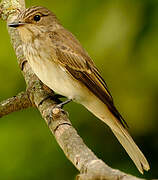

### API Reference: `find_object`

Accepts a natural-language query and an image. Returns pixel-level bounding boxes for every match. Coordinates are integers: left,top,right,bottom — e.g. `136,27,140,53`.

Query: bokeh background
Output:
0,0,157,179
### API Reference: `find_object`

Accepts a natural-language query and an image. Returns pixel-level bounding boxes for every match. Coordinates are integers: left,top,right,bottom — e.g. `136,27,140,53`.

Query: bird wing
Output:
49,28,128,128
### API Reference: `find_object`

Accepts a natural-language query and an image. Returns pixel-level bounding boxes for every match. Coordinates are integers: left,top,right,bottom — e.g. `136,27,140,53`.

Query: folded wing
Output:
49,28,128,128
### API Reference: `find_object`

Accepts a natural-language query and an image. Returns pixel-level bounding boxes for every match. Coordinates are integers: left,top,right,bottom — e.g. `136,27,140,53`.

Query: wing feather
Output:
49,29,128,128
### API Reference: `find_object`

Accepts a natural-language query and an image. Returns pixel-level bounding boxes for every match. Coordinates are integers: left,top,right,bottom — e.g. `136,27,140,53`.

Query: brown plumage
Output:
8,6,150,173
49,28,128,128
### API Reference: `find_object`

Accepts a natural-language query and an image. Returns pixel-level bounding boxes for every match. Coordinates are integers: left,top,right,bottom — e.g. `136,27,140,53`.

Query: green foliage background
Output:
0,0,157,179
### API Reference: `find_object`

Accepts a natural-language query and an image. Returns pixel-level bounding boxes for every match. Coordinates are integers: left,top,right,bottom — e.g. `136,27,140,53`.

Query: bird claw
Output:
48,99,72,126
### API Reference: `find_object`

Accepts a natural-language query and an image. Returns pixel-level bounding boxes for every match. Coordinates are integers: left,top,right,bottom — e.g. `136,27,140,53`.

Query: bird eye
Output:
33,15,41,22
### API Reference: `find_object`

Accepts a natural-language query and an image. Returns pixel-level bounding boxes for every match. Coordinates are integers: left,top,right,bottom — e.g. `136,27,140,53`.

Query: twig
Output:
0,91,31,117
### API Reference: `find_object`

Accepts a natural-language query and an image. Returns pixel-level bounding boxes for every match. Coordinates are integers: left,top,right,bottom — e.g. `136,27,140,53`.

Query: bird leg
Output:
48,98,72,127
55,99,72,109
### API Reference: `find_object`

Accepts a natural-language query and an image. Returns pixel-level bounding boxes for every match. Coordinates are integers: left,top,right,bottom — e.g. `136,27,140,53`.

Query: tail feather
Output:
111,125,150,174
82,96,150,173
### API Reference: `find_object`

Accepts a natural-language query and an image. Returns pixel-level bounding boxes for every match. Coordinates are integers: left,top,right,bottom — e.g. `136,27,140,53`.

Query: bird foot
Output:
48,99,72,126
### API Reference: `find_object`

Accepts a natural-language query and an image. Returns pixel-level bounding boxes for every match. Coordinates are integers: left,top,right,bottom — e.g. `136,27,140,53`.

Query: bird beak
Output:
8,22,26,28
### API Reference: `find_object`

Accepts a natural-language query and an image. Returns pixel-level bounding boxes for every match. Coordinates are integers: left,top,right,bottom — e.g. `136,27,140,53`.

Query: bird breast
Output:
22,38,90,102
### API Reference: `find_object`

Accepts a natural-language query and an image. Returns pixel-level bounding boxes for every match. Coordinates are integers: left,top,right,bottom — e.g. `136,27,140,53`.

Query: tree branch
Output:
0,0,150,179
0,91,32,117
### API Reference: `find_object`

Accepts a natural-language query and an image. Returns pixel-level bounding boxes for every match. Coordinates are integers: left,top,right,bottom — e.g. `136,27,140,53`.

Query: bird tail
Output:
111,124,150,174
82,96,150,174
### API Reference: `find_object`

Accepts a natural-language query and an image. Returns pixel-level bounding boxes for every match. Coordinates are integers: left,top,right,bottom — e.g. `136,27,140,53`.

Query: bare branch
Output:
0,0,151,179
0,91,31,118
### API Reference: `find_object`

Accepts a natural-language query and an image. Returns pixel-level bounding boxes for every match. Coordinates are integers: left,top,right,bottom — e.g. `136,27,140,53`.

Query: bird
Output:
8,6,150,174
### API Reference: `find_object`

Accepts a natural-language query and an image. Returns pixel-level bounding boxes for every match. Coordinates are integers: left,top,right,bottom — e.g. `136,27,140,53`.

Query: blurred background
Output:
0,0,157,179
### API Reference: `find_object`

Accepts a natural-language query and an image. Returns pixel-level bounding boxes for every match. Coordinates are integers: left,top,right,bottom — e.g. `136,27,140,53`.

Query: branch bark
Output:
0,91,31,118
0,0,150,179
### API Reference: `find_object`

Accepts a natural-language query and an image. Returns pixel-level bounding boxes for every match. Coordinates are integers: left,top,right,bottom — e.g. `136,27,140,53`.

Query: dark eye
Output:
33,15,41,22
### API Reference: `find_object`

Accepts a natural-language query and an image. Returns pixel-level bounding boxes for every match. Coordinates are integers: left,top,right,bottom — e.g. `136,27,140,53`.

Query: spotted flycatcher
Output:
8,6,149,173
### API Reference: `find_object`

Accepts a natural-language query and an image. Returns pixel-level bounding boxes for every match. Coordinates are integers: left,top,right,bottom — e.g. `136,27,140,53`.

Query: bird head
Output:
8,6,61,42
